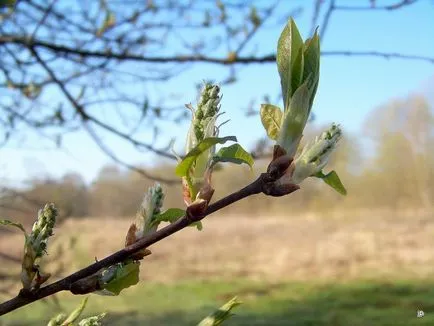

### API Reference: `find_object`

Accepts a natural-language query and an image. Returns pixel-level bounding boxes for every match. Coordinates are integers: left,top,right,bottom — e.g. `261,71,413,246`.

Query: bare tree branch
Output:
319,0,335,40
321,50,434,64
335,0,418,11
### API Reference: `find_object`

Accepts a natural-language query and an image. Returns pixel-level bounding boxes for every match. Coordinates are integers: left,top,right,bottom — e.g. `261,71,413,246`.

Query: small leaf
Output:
260,104,282,140
197,296,242,326
314,170,347,195
176,136,237,177
151,208,185,227
277,18,304,109
212,144,254,168
0,219,27,234
101,262,140,296
290,46,305,102
61,297,89,325
191,221,203,231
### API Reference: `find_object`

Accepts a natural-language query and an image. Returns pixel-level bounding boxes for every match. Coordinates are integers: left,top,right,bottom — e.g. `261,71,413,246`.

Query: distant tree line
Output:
1,95,433,228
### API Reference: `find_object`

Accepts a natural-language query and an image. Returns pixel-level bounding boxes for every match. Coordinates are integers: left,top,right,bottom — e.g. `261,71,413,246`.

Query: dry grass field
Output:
2,208,434,284
1,208,434,325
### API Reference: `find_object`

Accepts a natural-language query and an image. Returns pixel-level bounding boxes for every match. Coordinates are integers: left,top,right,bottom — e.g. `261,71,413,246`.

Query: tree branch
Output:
335,0,418,11
3,36,433,65
0,169,293,315
321,50,434,63
29,46,177,161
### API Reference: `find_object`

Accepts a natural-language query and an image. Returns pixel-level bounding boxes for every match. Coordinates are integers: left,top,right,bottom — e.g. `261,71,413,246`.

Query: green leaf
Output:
101,262,140,296
151,208,185,227
175,136,237,177
314,170,347,195
61,297,89,325
153,209,201,230
0,219,27,234
277,18,304,110
191,221,203,231
197,296,242,326
303,28,320,109
291,46,305,101
277,83,310,157
260,104,282,140
212,144,254,168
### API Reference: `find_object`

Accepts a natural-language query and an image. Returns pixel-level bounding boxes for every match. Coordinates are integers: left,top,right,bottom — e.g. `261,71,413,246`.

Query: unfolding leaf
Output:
303,29,320,108
197,296,242,326
277,83,310,157
290,46,305,100
150,208,185,227
212,144,254,168
260,104,282,140
277,18,304,109
175,136,237,177
100,262,140,296
314,170,347,195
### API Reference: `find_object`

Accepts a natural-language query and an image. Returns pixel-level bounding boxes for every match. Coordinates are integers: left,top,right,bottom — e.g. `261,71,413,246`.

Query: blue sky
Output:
1,0,433,186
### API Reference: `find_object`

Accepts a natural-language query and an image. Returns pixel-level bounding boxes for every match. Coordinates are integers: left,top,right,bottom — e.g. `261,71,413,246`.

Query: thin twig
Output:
335,0,418,11
319,0,336,41
29,46,177,161
83,123,179,184
5,36,432,65
321,50,434,63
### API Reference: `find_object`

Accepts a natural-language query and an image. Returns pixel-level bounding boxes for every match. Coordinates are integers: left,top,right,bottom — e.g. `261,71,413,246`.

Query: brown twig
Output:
4,36,433,65
321,50,434,63
0,157,297,315
335,0,418,11
320,0,336,41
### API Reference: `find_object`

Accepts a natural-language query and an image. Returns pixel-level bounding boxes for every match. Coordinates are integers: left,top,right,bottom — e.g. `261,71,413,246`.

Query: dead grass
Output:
1,209,434,287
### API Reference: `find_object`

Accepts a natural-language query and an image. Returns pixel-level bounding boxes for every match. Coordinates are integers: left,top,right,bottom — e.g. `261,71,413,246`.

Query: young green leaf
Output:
150,208,186,227
61,297,89,325
277,82,310,157
0,219,26,234
191,221,203,231
176,136,237,177
303,28,320,108
314,170,347,195
100,262,140,296
260,104,282,140
277,18,304,109
291,46,305,99
197,296,242,326
212,144,254,168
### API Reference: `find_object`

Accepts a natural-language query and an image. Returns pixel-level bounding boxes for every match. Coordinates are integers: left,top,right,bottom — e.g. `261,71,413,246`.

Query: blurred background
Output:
0,0,433,325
